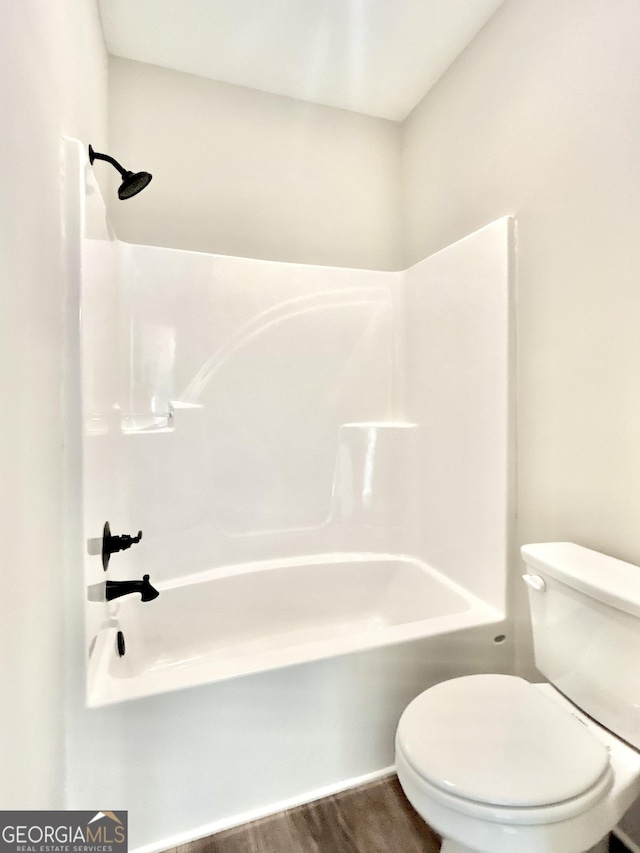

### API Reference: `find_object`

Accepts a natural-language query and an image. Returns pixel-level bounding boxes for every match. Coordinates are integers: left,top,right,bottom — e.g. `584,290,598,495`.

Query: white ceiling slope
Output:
98,0,506,121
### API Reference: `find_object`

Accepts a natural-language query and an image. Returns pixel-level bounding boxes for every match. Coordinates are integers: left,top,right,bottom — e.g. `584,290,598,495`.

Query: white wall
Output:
107,58,403,270
402,0,640,655
0,1,107,809
401,0,640,841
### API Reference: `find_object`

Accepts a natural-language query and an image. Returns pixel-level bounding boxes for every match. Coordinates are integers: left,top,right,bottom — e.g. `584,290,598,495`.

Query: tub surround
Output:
64,138,513,848
69,138,514,705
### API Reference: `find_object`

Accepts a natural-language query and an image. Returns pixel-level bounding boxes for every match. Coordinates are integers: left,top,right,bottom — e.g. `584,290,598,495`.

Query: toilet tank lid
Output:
522,542,640,618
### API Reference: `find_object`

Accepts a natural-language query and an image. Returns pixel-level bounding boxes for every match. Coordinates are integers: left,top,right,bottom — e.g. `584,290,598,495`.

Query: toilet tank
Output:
522,542,640,750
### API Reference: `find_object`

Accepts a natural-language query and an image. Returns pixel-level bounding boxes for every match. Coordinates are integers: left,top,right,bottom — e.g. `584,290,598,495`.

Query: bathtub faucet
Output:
106,574,160,602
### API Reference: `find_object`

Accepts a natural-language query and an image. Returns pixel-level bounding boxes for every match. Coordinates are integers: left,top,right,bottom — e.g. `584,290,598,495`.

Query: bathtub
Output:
87,553,503,707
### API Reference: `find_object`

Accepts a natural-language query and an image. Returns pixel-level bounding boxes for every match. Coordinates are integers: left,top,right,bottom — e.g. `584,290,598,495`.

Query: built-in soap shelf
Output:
84,401,204,436
333,421,419,523
121,401,203,435
121,412,175,434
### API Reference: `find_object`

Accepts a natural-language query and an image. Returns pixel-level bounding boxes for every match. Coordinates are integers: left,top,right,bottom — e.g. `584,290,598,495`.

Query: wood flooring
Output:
167,775,441,853
165,774,628,853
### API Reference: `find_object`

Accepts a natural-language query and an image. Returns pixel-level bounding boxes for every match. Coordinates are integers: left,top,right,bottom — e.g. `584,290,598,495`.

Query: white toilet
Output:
395,542,640,853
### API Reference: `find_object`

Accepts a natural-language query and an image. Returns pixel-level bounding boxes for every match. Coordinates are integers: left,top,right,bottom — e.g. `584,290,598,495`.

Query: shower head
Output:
117,170,153,200
88,144,152,200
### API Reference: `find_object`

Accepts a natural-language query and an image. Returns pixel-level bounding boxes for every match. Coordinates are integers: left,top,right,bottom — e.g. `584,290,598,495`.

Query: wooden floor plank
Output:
166,775,440,853
165,774,624,853
290,798,360,853
329,776,439,853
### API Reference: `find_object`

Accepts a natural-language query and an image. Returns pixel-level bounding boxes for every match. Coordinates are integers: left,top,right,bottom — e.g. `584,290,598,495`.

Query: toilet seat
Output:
396,674,612,812
395,739,614,826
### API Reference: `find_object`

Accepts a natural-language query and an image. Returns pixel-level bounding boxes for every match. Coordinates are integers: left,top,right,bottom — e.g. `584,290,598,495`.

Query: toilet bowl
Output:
395,543,640,853
396,674,640,853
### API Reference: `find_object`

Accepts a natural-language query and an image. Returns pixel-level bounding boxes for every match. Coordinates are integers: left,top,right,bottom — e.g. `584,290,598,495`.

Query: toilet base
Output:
441,841,477,853
439,835,609,853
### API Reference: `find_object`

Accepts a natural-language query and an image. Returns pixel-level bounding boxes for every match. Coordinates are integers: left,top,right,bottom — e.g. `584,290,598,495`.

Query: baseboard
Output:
130,765,396,853
613,829,640,853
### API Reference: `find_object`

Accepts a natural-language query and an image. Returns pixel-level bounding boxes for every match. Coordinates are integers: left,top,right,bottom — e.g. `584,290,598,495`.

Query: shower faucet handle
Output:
102,521,143,571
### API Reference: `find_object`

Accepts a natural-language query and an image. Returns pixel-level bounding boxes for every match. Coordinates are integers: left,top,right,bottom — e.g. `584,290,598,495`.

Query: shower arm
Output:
88,145,127,178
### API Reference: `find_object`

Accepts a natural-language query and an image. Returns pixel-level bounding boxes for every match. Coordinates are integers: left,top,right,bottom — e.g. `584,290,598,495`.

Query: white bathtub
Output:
87,553,503,707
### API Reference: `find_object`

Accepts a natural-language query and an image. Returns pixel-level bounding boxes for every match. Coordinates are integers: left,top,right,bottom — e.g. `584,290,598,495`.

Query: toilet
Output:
395,542,640,853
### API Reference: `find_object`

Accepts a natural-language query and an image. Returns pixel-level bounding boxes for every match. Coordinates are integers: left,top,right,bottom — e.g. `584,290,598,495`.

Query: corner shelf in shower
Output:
120,401,203,435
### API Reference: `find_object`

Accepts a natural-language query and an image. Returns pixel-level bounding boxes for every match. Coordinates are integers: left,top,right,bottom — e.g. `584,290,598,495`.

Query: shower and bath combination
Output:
88,144,152,199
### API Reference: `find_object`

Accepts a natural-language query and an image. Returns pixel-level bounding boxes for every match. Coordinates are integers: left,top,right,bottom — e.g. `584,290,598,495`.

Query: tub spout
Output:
106,574,160,602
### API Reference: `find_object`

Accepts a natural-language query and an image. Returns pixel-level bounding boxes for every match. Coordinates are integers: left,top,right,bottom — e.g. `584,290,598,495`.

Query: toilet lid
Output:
396,674,610,808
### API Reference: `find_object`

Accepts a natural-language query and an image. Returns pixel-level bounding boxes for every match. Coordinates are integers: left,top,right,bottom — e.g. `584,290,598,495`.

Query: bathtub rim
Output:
87,552,505,708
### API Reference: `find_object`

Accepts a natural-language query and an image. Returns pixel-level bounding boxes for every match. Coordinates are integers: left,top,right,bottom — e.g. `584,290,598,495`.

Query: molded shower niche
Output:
64,139,515,707
332,422,420,531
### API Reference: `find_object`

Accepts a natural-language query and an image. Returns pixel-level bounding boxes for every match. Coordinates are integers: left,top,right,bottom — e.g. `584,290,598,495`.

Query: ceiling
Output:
98,0,506,121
